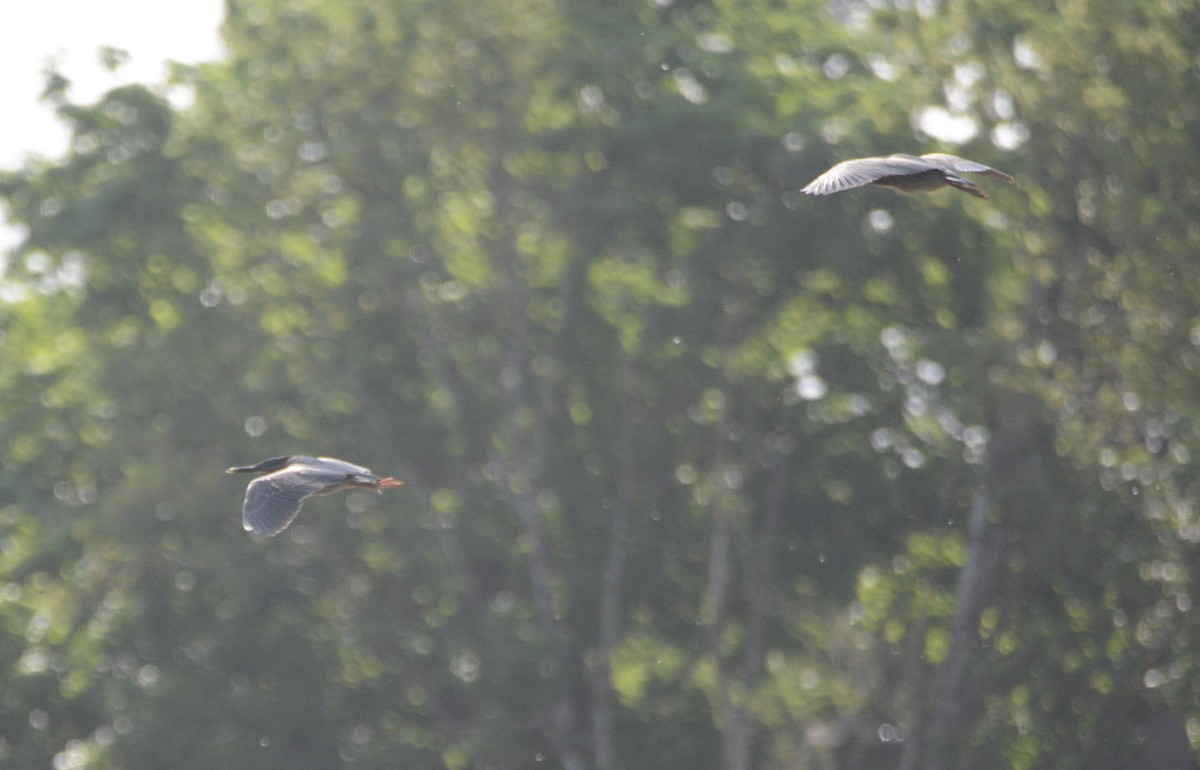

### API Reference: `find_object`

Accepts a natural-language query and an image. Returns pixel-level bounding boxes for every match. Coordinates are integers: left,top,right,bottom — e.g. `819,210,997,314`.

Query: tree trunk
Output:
589,357,636,770
901,391,1052,770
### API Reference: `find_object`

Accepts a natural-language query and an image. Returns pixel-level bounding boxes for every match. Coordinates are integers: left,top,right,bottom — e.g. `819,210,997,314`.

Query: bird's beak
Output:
226,466,253,474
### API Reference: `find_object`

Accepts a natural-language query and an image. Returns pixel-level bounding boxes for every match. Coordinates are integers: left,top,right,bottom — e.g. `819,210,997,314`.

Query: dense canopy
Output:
2,0,1200,768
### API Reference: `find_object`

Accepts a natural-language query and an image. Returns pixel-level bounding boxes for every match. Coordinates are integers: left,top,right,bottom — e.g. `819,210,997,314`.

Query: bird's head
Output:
226,456,294,475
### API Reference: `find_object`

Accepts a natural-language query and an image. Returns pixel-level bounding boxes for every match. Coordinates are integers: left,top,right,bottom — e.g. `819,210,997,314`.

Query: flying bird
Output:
801,153,1014,200
227,455,403,536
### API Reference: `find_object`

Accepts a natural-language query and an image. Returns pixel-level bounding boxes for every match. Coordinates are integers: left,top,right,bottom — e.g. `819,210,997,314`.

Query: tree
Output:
3,0,1200,768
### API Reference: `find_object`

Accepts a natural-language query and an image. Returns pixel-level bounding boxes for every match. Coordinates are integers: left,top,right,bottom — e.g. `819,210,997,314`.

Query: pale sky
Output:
1,0,225,170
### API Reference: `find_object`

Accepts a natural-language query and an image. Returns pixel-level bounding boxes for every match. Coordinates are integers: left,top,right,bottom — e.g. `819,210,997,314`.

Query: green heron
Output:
227,456,403,536
802,153,1014,200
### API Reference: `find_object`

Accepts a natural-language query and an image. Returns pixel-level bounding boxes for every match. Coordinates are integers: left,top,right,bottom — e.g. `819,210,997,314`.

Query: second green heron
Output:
802,153,1014,200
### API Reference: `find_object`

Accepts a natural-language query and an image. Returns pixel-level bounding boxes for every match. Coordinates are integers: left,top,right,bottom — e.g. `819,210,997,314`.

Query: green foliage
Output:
2,0,1200,768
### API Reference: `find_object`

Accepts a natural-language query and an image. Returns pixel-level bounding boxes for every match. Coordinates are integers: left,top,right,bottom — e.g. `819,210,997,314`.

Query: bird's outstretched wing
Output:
242,469,330,536
919,154,1015,183
801,156,938,195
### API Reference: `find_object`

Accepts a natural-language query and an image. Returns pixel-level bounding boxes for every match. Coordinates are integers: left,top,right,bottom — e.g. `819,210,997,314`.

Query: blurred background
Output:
1,0,1198,768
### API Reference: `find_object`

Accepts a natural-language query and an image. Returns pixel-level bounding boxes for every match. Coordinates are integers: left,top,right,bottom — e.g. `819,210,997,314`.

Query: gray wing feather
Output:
801,156,940,195
919,154,1014,182
242,469,329,536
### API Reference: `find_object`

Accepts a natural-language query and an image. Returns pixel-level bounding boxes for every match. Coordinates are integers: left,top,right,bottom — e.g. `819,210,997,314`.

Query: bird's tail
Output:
945,174,988,199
